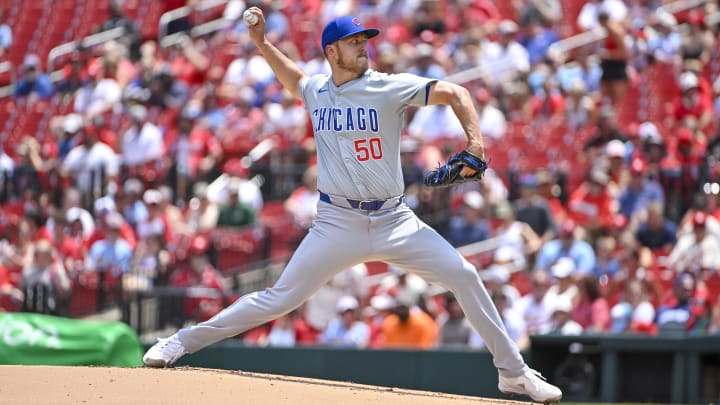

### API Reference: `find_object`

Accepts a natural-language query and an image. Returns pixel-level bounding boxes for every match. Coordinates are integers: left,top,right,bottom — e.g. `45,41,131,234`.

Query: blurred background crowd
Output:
1,0,720,349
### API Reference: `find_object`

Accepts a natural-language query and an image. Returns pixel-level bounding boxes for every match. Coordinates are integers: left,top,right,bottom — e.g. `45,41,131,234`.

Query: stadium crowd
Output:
1,0,720,350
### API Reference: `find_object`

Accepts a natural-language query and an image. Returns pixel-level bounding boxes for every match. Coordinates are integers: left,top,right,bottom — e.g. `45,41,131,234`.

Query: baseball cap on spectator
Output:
498,20,519,35
692,211,707,228
370,294,395,311
143,189,163,206
189,235,210,254
63,114,83,134
463,190,485,210
638,122,659,141
94,196,117,215
605,139,626,158
321,16,379,50
336,296,359,313
551,257,576,279
679,72,699,91
22,54,40,71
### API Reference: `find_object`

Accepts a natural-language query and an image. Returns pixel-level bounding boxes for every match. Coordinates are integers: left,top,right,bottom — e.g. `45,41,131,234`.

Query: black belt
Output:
319,191,403,211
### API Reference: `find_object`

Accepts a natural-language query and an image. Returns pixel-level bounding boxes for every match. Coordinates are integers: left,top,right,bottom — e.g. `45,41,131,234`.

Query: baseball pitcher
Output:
144,10,562,403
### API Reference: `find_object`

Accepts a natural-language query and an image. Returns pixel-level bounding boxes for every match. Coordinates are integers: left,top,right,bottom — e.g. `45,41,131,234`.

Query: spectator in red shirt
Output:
571,275,610,332
170,235,227,322
673,71,713,131
164,109,223,185
0,263,23,311
529,76,565,121
219,86,265,158
568,168,618,236
168,34,209,87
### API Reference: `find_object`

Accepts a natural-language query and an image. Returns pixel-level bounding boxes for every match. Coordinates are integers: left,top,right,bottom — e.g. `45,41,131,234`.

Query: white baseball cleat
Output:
498,368,563,403
143,335,186,368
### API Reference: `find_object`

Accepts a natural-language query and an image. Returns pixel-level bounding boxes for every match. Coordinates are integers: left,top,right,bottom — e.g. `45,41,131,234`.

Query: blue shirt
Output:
320,318,370,348
446,217,491,247
635,220,677,249
618,180,664,218
14,74,55,99
89,238,133,274
521,28,560,65
535,239,597,274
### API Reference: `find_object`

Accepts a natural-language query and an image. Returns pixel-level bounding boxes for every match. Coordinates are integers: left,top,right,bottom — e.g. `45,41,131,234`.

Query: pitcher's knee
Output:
442,263,482,291
258,287,304,317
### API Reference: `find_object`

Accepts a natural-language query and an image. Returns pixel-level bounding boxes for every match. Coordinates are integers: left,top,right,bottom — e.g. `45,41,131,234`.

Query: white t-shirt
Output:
478,104,507,140
479,40,530,85
121,123,164,166
408,105,465,142
62,142,119,190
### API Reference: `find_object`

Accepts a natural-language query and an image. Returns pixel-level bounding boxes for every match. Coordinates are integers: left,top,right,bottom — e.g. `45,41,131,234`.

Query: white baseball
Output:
243,10,259,26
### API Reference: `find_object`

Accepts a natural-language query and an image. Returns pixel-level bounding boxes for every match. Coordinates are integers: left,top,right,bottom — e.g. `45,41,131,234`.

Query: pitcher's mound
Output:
0,365,529,404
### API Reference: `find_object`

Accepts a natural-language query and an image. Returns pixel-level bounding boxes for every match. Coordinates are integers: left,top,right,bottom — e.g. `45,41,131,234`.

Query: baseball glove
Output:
423,150,489,187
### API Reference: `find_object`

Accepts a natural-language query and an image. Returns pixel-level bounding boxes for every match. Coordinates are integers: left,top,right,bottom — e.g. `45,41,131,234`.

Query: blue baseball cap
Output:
321,16,380,50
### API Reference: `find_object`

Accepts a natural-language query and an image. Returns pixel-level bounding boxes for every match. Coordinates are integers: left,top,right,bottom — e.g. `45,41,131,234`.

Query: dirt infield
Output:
0,365,527,405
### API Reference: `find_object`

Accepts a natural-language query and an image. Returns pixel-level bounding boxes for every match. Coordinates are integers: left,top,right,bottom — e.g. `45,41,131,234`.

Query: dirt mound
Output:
0,365,528,404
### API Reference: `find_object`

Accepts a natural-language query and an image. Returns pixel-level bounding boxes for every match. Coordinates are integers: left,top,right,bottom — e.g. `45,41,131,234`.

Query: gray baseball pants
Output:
176,201,528,377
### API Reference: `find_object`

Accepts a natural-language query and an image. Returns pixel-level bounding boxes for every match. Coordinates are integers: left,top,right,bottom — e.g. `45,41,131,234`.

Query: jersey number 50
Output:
354,138,383,161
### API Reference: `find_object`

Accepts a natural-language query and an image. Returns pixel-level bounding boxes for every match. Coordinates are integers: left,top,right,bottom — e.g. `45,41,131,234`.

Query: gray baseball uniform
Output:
176,70,528,378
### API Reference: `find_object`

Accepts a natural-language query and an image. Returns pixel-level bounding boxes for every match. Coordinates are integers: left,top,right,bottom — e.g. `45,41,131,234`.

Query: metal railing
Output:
46,26,126,72
157,0,227,42
547,0,713,64
0,61,15,98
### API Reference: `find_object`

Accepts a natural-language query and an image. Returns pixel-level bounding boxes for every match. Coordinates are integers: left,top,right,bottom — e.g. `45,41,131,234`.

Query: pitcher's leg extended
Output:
144,214,366,366
380,211,561,402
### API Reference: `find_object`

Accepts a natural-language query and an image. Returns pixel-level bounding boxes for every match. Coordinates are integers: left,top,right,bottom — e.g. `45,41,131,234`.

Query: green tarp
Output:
0,313,142,367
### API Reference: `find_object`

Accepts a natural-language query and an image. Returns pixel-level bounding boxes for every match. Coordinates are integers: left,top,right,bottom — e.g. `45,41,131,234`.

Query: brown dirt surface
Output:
0,365,531,405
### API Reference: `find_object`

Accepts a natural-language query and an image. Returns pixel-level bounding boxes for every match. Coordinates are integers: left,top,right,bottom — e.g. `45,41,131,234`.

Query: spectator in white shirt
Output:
408,105,465,142
474,88,507,140
120,105,164,169
668,211,720,275
517,269,555,335
320,295,370,348
577,0,627,31
480,20,530,87
61,116,119,197
73,60,122,118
